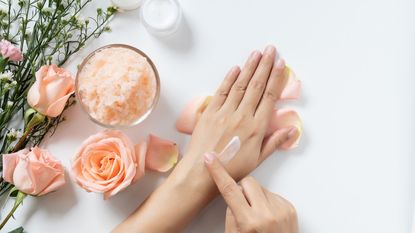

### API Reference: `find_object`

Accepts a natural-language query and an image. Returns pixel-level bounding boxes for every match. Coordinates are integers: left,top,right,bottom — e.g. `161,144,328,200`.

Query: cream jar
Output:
76,44,160,128
140,0,182,36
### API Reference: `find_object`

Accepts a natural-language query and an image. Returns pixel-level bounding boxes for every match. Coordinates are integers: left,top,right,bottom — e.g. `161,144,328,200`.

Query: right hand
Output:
204,152,299,233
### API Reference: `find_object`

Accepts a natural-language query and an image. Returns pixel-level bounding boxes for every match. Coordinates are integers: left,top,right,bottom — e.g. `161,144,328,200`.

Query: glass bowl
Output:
75,44,160,129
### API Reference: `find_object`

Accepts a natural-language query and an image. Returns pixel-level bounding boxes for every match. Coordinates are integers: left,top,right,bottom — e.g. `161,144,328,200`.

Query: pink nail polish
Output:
288,127,297,138
276,59,285,69
204,152,216,164
264,45,276,55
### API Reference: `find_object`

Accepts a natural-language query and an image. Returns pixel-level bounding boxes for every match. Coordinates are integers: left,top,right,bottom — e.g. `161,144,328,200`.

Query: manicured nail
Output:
250,50,261,61
288,127,298,138
264,45,276,55
276,58,285,69
204,152,216,164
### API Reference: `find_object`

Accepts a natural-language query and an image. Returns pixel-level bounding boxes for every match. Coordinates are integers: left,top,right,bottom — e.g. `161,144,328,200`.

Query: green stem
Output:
0,190,26,230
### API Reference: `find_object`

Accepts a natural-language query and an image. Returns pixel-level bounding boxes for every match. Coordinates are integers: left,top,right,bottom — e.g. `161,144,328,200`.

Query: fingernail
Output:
264,45,276,55
204,152,216,164
288,127,298,138
250,50,261,61
276,58,286,69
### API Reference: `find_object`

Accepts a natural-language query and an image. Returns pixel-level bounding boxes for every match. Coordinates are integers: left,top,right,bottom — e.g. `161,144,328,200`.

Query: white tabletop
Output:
2,0,415,232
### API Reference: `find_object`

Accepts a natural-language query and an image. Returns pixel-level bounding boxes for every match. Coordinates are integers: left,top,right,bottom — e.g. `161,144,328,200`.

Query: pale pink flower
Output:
2,147,66,196
27,65,75,117
0,39,23,62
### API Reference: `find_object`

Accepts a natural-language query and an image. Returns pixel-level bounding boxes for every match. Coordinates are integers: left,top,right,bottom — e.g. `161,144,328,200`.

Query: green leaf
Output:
8,226,24,233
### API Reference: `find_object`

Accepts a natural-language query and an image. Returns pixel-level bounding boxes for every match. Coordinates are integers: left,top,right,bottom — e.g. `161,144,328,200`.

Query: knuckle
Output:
274,136,284,148
234,82,247,92
245,219,263,232
221,182,239,197
232,113,247,127
241,176,257,186
218,88,229,98
264,90,278,101
262,213,278,227
249,80,266,91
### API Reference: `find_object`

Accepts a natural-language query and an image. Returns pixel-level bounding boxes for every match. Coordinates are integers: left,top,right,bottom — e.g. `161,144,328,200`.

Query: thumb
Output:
259,127,298,163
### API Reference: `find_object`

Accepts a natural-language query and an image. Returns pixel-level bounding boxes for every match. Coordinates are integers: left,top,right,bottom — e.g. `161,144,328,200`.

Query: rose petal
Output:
46,91,74,117
280,67,301,100
145,134,179,172
267,108,303,149
176,96,211,134
133,140,147,182
2,149,29,183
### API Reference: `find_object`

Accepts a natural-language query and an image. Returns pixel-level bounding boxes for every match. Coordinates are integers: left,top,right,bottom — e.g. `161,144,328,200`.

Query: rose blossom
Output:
2,147,66,196
0,39,23,62
27,64,75,117
72,130,145,199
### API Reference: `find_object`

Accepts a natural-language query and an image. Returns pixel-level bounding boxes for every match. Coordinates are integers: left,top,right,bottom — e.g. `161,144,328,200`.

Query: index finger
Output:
204,152,250,220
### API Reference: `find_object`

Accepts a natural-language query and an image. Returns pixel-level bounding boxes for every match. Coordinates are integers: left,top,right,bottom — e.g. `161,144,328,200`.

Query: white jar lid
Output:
140,0,182,36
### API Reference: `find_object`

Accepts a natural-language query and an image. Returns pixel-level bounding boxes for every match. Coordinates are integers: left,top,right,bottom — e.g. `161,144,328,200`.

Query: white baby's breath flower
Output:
42,7,53,14
0,71,13,81
16,129,23,138
7,128,23,139
76,16,85,24
6,100,13,107
0,6,7,15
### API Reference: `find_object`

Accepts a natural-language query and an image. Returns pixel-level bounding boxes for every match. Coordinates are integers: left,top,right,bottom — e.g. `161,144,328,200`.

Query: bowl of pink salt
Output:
76,44,160,128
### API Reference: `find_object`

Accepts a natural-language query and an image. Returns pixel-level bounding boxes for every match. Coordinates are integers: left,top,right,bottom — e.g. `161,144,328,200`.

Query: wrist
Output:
166,154,218,201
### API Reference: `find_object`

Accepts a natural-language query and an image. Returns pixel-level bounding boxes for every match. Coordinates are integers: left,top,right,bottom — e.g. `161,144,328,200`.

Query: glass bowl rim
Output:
75,43,161,129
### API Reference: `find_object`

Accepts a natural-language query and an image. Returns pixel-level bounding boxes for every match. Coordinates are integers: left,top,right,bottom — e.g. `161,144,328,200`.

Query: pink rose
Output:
27,65,75,117
0,39,23,62
72,130,145,199
2,147,66,196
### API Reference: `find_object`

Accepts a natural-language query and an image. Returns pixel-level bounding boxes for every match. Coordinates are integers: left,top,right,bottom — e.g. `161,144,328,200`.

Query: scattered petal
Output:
267,109,303,149
145,134,179,172
176,96,211,134
133,140,147,182
280,67,301,101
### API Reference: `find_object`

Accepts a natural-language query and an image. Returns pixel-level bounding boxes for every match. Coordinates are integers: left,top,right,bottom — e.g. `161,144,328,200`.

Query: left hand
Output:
182,45,298,181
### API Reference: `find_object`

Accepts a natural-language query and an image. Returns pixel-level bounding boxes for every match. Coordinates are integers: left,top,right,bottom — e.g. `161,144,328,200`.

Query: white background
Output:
2,0,415,232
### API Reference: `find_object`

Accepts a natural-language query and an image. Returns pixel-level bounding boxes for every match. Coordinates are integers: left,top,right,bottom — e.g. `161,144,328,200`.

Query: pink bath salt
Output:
77,47,157,126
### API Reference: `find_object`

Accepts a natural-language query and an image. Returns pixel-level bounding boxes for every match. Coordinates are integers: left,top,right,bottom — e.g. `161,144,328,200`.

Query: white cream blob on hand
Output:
77,45,158,127
219,136,241,164
141,0,182,36
111,0,144,11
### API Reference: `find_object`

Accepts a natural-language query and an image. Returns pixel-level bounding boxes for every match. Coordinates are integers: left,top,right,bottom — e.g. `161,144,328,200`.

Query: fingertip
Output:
276,58,286,70
204,152,216,165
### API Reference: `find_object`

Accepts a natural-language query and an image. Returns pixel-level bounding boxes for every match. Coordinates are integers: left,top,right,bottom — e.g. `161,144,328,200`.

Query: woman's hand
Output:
205,152,298,233
183,45,297,181
113,45,297,233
